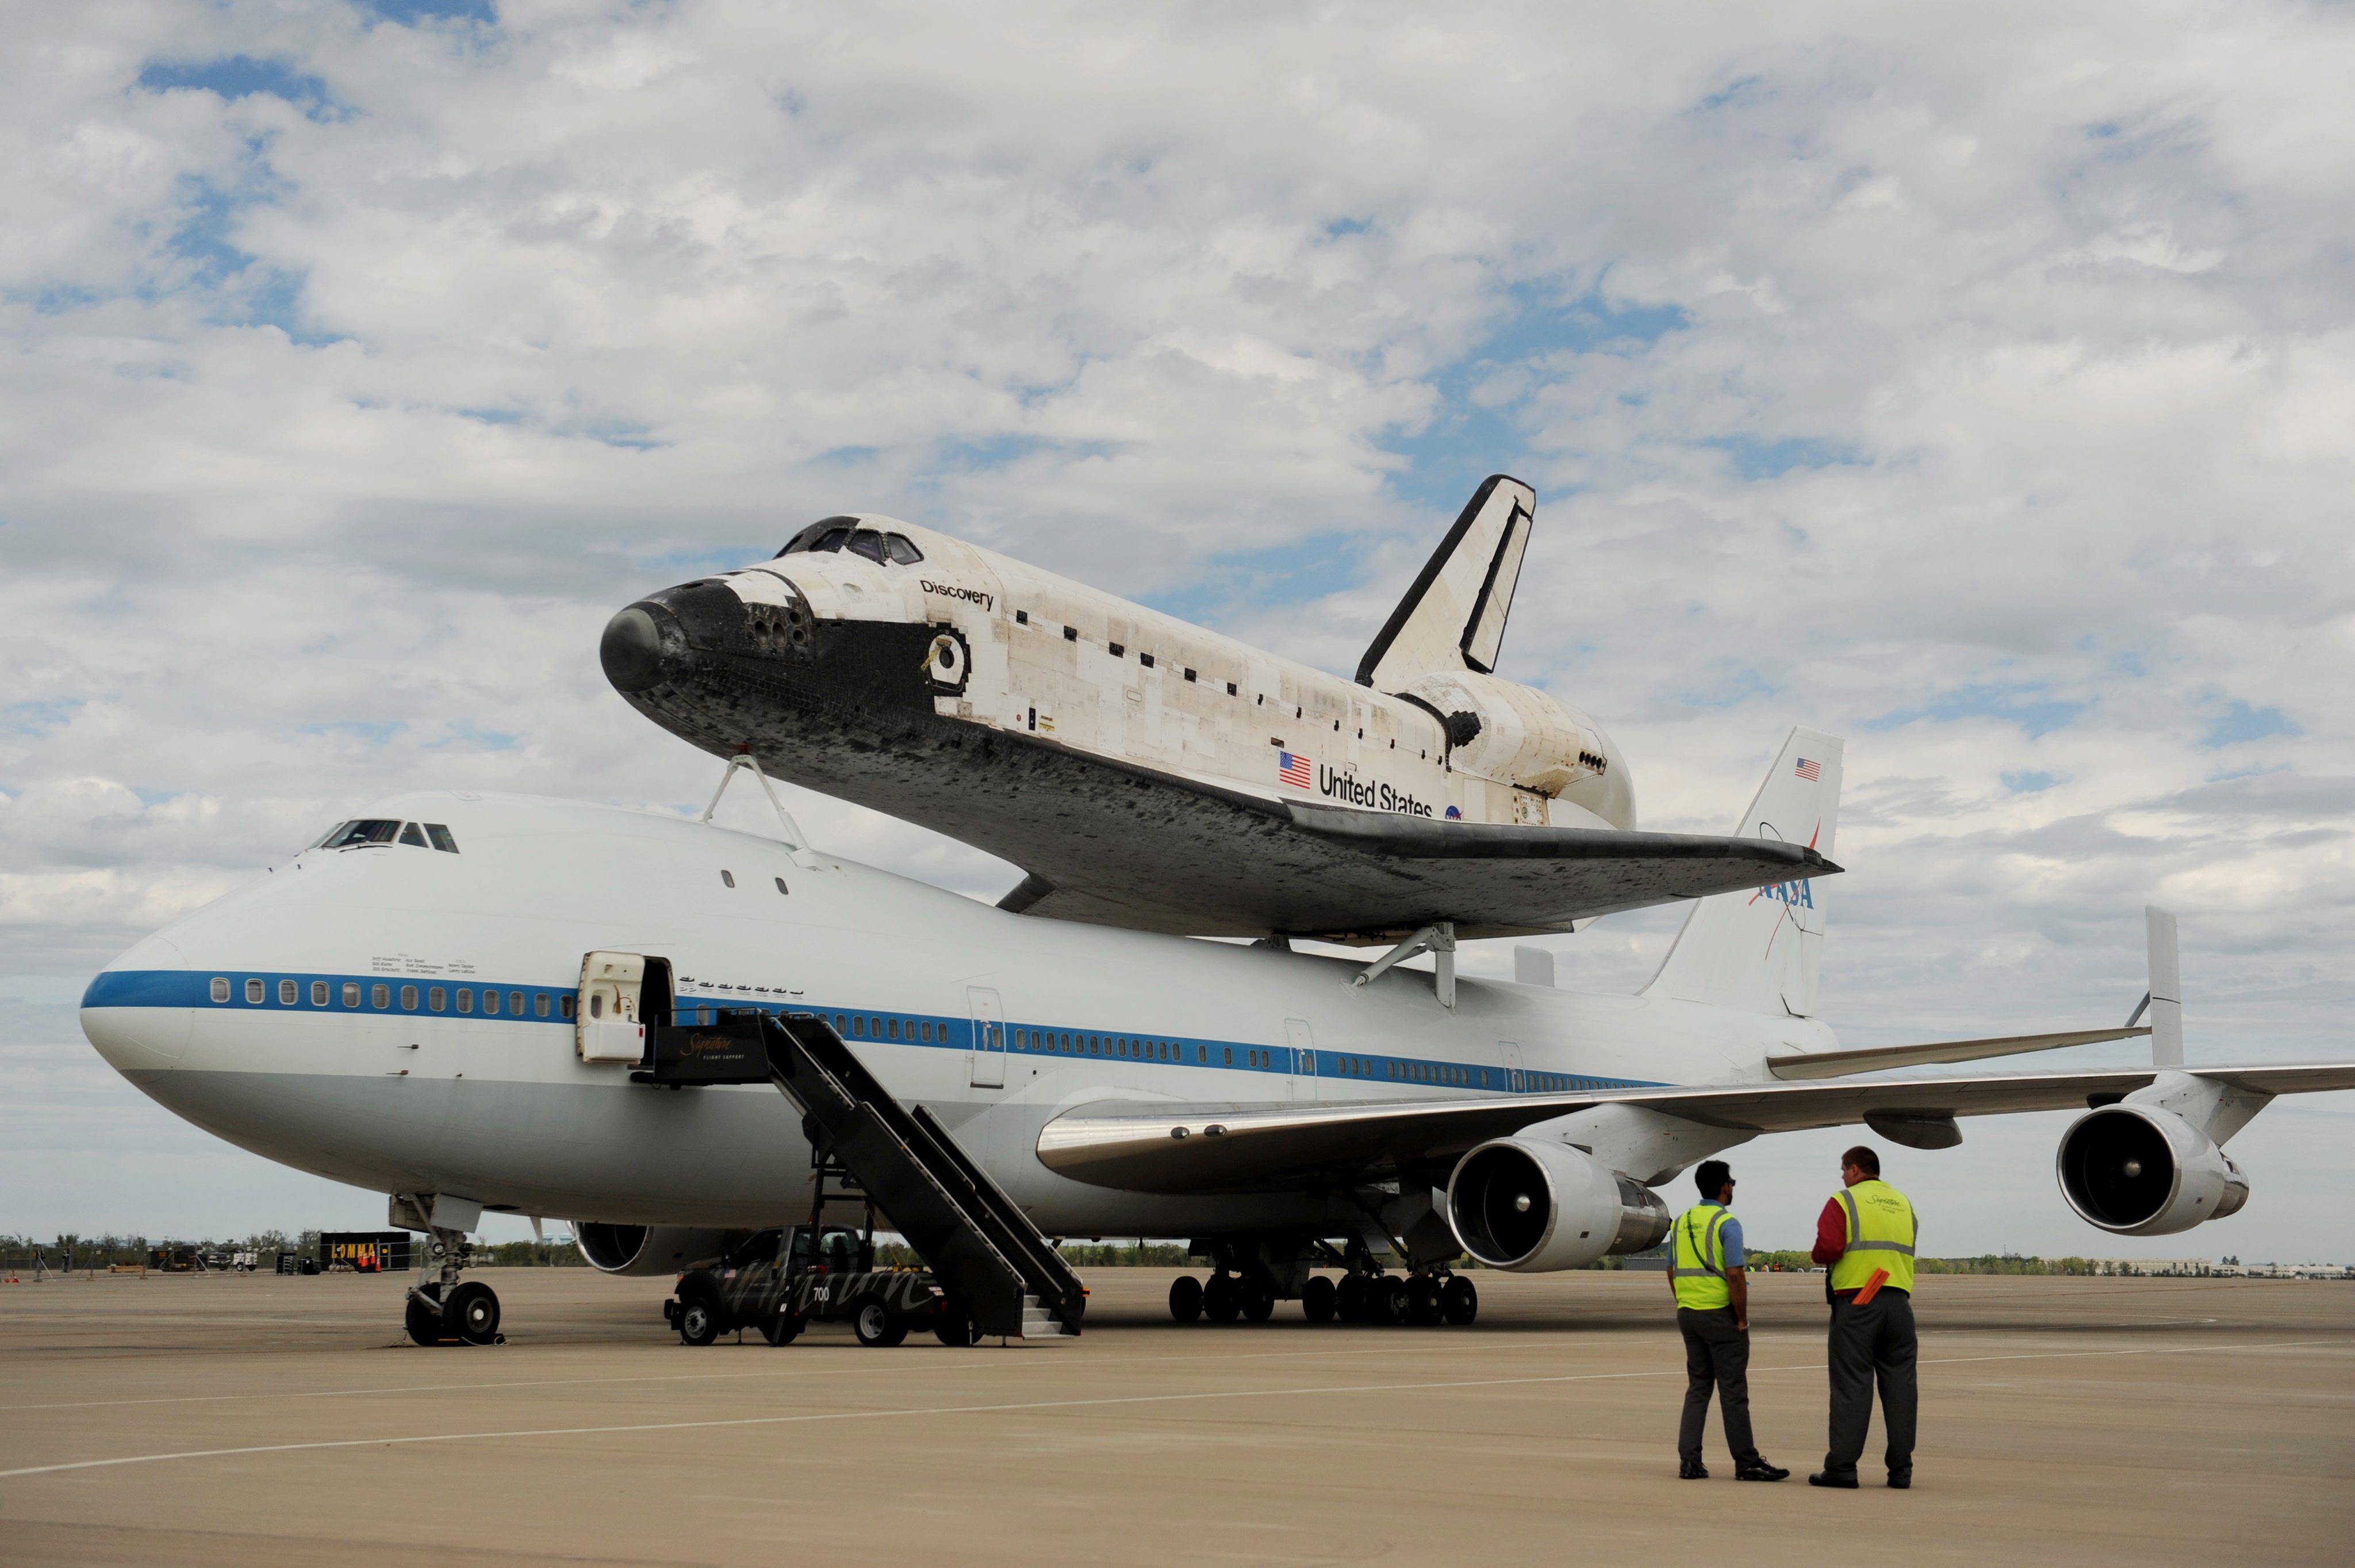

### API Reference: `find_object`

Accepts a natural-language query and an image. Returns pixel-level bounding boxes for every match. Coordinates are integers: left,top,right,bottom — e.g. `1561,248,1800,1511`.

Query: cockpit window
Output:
845,530,888,563
777,516,862,556
398,822,428,848
425,823,459,854
321,820,401,849
883,532,925,565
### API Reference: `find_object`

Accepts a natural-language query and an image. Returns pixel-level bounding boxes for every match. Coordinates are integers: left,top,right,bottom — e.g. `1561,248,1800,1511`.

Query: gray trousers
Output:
1824,1290,1917,1477
1677,1306,1758,1463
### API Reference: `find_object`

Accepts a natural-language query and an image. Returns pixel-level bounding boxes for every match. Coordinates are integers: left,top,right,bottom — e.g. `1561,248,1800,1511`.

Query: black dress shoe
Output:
1888,1470,1912,1489
1737,1458,1791,1482
1679,1460,1709,1479
1808,1471,1859,1489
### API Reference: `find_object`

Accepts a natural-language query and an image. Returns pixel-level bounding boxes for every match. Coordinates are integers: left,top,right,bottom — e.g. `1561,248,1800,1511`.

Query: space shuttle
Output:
599,477,1832,945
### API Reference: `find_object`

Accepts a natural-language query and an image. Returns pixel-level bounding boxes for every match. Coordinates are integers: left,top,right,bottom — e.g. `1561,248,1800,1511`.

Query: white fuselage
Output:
80,792,1831,1234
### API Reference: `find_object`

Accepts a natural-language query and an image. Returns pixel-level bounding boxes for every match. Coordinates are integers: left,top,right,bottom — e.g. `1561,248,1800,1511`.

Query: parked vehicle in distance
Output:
663,1225,964,1349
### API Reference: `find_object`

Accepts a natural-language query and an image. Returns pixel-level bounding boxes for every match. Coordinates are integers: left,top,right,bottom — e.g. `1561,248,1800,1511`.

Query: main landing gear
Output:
404,1225,503,1347
1167,1267,1477,1328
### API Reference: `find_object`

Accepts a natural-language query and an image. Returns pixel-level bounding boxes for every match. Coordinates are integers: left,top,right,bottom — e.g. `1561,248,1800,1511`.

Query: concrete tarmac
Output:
3,1266,2350,1565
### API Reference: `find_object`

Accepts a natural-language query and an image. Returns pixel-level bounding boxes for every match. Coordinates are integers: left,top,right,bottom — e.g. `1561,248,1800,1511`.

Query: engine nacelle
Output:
1393,669,1634,829
2056,1105,2250,1236
573,1222,737,1276
1445,1137,1670,1271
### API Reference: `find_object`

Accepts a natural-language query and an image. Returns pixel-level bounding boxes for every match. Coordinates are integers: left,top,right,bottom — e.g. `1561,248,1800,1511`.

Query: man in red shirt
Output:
1809,1145,1920,1489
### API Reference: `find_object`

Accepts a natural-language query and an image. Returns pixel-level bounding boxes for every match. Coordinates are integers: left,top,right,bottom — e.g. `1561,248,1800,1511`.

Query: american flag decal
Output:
1794,757,1821,781
1278,751,1313,789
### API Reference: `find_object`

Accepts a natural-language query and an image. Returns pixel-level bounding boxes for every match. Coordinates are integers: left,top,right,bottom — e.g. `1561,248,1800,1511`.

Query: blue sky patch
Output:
138,57,342,121
1140,531,1370,627
1705,435,1861,480
0,699,86,737
1871,682,2088,739
1678,664,1781,710
356,1,498,23
2201,700,2300,749
2001,769,2057,794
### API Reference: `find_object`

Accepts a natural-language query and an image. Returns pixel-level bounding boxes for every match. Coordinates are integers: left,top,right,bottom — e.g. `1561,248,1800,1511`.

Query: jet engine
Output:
1393,669,1634,829
573,1222,736,1276
1445,1137,1670,1271
2056,1105,2250,1236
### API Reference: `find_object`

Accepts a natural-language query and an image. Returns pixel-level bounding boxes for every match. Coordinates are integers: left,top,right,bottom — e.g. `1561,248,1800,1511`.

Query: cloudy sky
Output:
5,1,2350,1260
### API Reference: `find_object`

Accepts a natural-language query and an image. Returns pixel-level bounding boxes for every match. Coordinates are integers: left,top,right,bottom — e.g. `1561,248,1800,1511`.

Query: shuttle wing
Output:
1034,1062,2355,1193
992,740,1835,942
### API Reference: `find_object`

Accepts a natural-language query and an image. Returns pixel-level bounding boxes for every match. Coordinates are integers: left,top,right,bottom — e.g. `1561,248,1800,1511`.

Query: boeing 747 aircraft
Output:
80,730,2355,1344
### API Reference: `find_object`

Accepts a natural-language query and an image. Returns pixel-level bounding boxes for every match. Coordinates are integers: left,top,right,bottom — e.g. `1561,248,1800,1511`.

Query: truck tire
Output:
934,1304,983,1347
677,1286,723,1347
761,1311,805,1347
853,1300,907,1348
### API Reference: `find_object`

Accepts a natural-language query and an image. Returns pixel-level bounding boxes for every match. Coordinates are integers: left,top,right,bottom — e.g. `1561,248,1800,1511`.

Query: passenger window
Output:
720,870,735,888
457,988,473,1013
1223,1047,1232,1065
846,531,887,563
373,984,390,1009
774,876,788,895
401,985,418,1009
884,533,925,565
853,1016,864,1036
429,987,446,1012
425,825,459,853
589,994,603,1018
342,983,359,1007
535,993,549,1017
920,1020,933,1042
399,823,428,847
511,991,524,1014
888,1018,899,1040
210,977,229,1003
310,982,328,1006
278,980,297,1005
560,995,575,1018
483,990,500,1015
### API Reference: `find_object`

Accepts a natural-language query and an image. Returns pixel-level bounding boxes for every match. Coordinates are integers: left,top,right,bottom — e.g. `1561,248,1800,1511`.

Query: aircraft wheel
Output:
1202,1273,1241,1324
1441,1275,1479,1326
1402,1275,1442,1326
1334,1274,1368,1324
677,1286,723,1347
761,1311,805,1347
1301,1274,1336,1324
1367,1276,1405,1327
935,1303,984,1347
446,1280,501,1345
853,1301,908,1348
1241,1278,1276,1322
1168,1275,1204,1323
404,1283,447,1347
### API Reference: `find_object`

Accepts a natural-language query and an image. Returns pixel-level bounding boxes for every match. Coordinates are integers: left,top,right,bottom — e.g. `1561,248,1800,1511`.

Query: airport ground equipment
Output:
646,1009,1083,1340
663,1224,966,1348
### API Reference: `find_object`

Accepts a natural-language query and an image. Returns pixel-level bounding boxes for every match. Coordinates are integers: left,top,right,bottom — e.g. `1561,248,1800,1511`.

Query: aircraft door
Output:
1284,1018,1318,1102
1498,1040,1525,1094
578,952,669,1064
967,987,1006,1088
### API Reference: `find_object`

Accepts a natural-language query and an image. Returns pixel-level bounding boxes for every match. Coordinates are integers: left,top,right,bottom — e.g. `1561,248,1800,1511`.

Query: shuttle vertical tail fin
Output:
1357,476,1536,690
1642,727,1844,1017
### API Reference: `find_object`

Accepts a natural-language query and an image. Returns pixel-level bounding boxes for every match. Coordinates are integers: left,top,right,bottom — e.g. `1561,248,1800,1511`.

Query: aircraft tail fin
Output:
1642,727,1844,1017
1356,475,1536,689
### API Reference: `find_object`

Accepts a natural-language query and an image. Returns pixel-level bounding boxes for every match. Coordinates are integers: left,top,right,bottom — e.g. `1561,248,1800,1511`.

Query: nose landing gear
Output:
401,1220,503,1347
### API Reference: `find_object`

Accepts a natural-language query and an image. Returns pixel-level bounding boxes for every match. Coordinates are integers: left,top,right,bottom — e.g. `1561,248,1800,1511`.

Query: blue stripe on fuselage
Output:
82,968,1666,1095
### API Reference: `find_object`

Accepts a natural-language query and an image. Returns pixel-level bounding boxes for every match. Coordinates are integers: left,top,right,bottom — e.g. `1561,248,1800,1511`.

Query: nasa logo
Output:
1444,806,1461,820
1754,879,1813,910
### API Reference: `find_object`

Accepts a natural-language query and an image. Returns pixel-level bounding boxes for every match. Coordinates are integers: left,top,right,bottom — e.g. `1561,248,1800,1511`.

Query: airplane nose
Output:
600,605,669,693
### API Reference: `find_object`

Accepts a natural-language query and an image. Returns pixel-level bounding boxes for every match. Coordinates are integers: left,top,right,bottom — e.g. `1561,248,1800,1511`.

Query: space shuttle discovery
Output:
600,477,1834,944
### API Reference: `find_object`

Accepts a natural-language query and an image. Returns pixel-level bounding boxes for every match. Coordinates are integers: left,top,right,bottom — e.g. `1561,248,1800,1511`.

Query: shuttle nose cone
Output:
600,605,669,693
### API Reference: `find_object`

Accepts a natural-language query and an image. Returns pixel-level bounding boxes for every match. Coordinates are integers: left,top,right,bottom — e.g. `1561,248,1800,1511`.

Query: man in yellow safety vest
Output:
1808,1144,1919,1489
1667,1159,1790,1481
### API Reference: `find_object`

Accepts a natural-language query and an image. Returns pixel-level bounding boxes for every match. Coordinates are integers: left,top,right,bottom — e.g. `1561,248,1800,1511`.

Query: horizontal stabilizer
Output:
1766,1027,2153,1080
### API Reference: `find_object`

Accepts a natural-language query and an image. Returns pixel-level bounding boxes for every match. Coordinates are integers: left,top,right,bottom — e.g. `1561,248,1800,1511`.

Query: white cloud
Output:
3,1,2352,1258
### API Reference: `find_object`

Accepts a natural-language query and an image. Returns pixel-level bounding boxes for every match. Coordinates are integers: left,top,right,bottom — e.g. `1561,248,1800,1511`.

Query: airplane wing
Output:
989,737,1835,943
1763,1027,2153,1079
1033,1062,2355,1193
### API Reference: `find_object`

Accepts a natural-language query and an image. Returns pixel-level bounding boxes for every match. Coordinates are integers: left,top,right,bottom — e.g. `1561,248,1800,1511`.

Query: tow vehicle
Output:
663,1221,970,1348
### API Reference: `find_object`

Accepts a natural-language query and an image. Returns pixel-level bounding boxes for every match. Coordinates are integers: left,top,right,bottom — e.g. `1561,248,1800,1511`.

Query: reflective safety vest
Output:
1670,1202,1735,1310
1830,1179,1918,1295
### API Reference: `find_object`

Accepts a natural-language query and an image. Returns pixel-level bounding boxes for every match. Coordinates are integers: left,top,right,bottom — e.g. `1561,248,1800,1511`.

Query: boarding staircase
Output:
648,1008,1083,1339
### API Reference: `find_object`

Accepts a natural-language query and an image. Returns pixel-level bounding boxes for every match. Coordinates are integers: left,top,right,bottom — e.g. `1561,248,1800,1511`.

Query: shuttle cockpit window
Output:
318,819,401,850
883,532,923,565
777,516,862,556
845,530,888,563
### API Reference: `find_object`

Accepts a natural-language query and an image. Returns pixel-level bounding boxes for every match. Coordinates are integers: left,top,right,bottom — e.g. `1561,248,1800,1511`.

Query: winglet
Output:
2146,906,2184,1068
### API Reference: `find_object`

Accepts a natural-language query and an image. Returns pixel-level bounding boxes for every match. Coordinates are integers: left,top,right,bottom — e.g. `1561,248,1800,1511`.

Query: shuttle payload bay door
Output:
968,987,1006,1088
